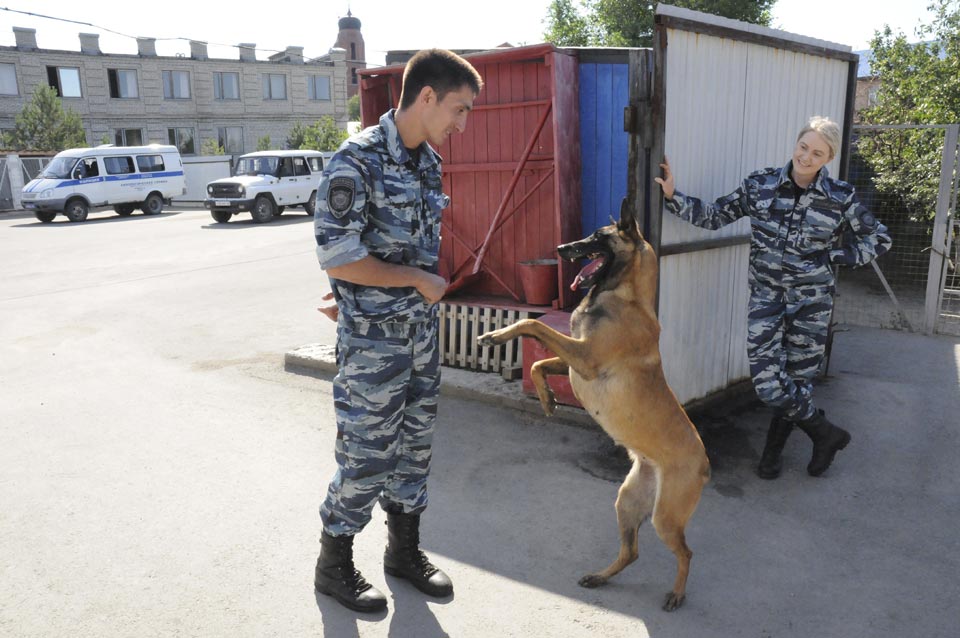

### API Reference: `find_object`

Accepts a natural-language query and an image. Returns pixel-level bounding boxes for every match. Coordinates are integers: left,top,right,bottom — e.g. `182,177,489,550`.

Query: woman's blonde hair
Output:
797,116,841,160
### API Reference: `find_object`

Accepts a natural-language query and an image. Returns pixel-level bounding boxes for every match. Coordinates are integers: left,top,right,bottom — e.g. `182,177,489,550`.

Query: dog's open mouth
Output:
571,253,608,290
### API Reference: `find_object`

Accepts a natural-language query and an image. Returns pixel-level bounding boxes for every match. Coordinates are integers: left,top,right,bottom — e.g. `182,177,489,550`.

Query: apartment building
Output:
0,26,350,155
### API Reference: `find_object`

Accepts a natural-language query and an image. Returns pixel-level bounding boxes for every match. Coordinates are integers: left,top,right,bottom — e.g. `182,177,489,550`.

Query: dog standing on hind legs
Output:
477,213,710,611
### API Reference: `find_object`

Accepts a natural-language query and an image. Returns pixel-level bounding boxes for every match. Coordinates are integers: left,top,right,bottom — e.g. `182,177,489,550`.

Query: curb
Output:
284,343,598,429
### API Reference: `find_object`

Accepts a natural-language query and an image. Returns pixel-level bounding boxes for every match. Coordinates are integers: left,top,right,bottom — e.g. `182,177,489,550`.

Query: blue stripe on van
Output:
51,170,185,189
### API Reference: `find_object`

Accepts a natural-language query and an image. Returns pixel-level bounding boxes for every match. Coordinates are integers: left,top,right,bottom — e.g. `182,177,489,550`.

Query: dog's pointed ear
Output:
617,198,632,232
617,198,643,240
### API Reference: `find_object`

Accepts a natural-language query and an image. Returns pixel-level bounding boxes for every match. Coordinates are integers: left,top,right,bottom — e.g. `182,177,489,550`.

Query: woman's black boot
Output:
795,409,851,476
756,413,794,479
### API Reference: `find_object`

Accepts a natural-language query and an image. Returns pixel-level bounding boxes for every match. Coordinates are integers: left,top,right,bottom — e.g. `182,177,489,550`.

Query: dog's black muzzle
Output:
557,235,603,262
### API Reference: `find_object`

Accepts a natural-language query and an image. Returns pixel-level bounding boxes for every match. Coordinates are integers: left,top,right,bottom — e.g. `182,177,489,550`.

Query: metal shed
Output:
356,4,860,407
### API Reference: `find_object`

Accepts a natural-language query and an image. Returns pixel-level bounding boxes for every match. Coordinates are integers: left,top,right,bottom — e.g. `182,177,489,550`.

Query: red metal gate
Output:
359,44,582,308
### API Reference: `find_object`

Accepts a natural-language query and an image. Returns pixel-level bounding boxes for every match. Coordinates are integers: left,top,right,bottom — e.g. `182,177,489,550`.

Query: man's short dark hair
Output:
399,48,483,110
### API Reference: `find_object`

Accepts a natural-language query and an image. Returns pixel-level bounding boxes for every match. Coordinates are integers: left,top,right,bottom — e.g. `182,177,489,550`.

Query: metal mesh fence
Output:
939,217,960,334
835,126,959,336
0,158,11,210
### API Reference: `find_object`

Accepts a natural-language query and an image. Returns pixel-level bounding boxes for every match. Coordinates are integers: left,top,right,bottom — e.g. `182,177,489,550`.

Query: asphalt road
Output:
1,206,958,637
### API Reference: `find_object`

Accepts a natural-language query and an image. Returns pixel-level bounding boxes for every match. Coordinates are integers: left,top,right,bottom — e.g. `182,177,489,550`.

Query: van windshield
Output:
235,157,279,176
39,157,77,179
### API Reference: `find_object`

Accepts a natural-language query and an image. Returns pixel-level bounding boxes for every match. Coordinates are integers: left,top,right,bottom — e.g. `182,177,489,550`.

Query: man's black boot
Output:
384,512,453,597
315,532,387,613
795,409,851,477
756,413,794,479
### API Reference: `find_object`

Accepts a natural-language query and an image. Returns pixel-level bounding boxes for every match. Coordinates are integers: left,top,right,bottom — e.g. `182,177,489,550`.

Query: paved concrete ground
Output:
1,207,958,637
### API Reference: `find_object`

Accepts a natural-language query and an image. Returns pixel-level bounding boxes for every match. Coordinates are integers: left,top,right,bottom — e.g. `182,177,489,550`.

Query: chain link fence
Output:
835,125,959,336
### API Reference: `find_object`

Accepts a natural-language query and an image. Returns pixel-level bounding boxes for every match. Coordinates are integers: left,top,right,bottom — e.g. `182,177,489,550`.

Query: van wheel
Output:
211,210,232,223
34,211,57,223
142,193,164,215
250,196,275,223
64,199,89,222
114,204,136,216
305,191,317,215
274,205,285,216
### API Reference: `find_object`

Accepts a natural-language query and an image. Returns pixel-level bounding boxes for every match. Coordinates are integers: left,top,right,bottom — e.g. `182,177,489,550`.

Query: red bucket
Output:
518,259,559,306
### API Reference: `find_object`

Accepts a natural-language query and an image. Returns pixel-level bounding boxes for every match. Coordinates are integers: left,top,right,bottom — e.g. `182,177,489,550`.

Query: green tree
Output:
857,0,958,220
285,121,307,150
200,138,225,155
544,0,776,47
256,135,272,151
8,84,87,151
347,94,361,121
298,117,348,151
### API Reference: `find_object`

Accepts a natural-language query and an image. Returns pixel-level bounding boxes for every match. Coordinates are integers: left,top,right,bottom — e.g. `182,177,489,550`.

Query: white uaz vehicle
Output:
21,144,185,223
204,150,330,223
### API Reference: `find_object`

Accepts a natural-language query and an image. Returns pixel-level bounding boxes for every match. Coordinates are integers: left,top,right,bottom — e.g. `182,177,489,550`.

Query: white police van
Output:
204,149,331,223
21,144,185,223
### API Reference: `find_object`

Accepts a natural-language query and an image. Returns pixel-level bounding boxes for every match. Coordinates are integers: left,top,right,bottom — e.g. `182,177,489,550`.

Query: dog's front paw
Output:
663,591,686,612
477,329,505,346
578,574,607,589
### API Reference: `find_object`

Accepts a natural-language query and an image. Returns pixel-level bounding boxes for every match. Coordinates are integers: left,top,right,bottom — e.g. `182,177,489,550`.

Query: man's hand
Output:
317,292,339,322
654,156,675,200
415,272,448,305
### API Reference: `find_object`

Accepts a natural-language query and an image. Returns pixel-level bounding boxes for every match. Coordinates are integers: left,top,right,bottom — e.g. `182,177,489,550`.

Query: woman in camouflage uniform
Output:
656,116,892,480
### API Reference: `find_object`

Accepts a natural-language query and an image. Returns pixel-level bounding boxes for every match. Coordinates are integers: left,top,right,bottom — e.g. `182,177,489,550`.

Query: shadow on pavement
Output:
325,326,960,635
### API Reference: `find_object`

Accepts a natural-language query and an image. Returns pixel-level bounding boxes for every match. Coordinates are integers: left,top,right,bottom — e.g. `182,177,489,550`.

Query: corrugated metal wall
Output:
579,61,629,235
657,22,851,404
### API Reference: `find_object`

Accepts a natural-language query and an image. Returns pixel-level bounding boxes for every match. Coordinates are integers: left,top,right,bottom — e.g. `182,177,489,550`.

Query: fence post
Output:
923,124,960,334
7,153,24,210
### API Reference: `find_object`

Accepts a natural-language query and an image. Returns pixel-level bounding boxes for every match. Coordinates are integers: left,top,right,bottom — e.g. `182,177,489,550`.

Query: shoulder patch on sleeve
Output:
327,177,356,218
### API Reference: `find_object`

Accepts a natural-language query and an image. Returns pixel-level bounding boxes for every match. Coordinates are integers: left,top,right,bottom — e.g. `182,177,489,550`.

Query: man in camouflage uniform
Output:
313,49,482,613
656,116,891,480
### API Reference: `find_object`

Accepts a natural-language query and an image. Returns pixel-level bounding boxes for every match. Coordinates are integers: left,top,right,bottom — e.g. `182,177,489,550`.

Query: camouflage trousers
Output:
747,286,833,422
320,314,441,537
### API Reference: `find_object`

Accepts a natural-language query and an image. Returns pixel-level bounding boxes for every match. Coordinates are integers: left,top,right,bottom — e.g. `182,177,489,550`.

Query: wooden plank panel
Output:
595,63,614,231
580,63,599,237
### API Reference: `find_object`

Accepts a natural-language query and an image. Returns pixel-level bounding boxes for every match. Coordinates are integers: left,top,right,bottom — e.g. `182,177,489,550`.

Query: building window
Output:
0,63,18,96
163,70,191,99
213,71,240,100
47,66,82,97
351,68,357,86
217,126,243,154
308,75,331,101
114,129,144,146
262,74,287,100
168,127,195,154
107,69,139,99
350,43,356,60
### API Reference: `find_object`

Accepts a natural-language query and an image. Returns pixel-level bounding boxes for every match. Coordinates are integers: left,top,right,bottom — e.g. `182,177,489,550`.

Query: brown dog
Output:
477,213,710,611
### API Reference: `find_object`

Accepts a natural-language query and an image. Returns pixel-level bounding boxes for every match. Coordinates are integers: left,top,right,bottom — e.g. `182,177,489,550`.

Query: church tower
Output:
334,8,366,98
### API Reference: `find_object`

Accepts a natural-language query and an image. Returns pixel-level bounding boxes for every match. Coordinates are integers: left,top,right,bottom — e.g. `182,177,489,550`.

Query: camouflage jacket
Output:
665,161,892,293
315,110,450,324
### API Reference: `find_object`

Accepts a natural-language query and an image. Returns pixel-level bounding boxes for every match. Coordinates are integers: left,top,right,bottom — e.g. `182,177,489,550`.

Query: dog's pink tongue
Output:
571,259,602,290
